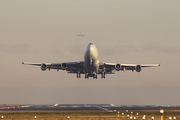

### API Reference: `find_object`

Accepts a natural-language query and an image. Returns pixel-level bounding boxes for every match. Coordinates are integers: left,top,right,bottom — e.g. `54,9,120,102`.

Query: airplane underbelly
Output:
84,60,99,74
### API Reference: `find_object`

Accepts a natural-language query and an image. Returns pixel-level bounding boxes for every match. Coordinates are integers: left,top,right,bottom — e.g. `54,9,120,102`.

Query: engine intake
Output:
41,63,47,71
61,63,67,70
115,64,121,71
135,65,142,72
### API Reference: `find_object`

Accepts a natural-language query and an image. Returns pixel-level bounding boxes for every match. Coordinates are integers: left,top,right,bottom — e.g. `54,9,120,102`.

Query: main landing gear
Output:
101,72,105,79
77,71,81,78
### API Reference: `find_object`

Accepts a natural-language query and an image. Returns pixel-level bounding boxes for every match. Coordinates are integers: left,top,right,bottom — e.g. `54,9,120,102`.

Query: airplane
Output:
76,33,84,36
22,42,160,79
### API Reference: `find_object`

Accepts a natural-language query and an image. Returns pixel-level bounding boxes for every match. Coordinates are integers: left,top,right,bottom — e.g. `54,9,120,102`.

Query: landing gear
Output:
93,73,97,79
85,73,89,79
77,71,81,78
101,67,106,79
101,72,105,79
85,73,97,79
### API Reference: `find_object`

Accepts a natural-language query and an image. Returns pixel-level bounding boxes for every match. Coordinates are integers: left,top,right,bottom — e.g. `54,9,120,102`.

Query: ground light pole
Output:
1,116,3,120
68,116,70,120
136,113,138,119
118,111,120,117
160,109,164,120
122,113,124,119
131,112,133,117
142,116,145,120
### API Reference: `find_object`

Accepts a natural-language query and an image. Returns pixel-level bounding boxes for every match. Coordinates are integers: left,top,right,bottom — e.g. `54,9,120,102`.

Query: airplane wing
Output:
22,61,85,73
99,62,160,73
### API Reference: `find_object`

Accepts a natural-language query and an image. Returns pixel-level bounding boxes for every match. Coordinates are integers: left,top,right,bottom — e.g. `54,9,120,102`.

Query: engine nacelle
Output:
115,64,121,71
135,65,142,72
61,63,67,70
41,63,47,71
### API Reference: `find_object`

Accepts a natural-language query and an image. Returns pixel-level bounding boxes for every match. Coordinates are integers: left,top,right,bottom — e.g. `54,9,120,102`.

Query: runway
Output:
0,104,180,111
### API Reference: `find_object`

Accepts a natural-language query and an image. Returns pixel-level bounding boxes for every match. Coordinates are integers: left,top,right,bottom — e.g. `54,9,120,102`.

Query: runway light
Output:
169,117,172,120
130,116,132,120
160,109,164,114
134,117,136,120
160,109,164,120
173,117,176,120
142,115,146,120
122,113,124,118
131,112,133,117
1,116,3,119
142,116,145,120
67,116,70,120
34,116,37,119
152,116,154,120
136,113,139,119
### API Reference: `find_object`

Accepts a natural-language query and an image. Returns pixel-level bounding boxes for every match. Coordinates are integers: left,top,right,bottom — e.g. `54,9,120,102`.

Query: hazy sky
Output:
0,0,180,105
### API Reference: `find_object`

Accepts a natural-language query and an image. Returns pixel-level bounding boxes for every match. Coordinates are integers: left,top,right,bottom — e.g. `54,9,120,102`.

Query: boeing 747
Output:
22,42,160,79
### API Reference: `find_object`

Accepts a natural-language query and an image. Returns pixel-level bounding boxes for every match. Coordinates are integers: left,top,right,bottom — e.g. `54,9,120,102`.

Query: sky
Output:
0,0,180,105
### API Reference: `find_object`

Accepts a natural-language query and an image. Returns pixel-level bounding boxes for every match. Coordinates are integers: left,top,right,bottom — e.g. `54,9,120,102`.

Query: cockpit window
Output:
89,43,94,45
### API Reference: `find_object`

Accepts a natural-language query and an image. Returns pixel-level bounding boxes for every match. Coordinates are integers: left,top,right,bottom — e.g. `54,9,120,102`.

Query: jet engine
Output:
115,64,121,71
41,63,47,71
135,65,142,72
61,63,67,70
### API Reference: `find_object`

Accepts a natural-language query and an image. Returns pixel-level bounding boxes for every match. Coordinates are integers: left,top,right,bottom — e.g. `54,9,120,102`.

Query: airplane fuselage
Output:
84,43,99,77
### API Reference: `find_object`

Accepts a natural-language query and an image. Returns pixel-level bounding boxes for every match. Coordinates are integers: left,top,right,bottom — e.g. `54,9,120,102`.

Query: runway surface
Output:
0,104,180,111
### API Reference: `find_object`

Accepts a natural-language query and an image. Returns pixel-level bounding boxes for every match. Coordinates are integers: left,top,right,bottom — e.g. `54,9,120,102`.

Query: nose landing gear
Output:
85,73,89,79
85,73,97,79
